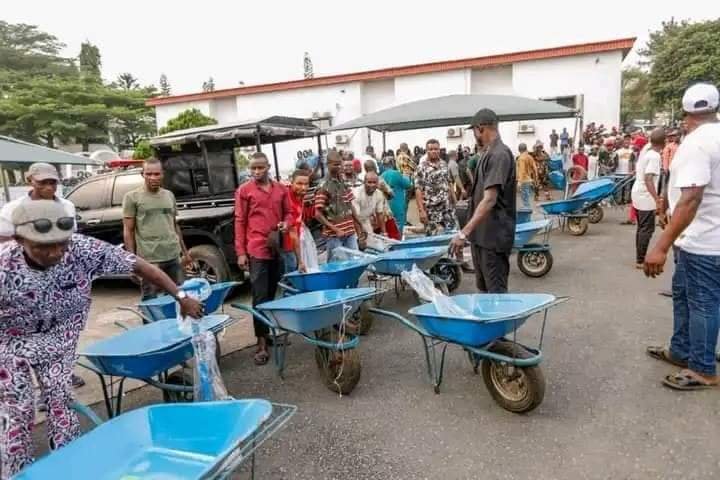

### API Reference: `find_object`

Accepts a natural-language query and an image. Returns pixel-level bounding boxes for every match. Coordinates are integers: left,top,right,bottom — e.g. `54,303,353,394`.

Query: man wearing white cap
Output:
644,83,720,390
0,200,203,477
0,162,75,241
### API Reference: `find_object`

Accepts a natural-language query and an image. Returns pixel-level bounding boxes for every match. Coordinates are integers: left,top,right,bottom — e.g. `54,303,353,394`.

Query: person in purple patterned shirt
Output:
0,200,203,478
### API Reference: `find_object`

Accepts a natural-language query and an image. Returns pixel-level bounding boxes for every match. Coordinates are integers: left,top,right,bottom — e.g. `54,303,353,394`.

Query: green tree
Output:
202,77,215,92
620,67,655,124
642,18,720,113
0,21,75,76
115,72,139,90
78,41,102,81
159,73,171,96
158,108,217,135
132,139,153,159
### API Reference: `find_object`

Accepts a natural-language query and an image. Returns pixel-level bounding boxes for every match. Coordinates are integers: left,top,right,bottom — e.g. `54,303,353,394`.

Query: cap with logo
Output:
12,199,74,244
682,83,720,114
466,108,499,129
25,163,60,182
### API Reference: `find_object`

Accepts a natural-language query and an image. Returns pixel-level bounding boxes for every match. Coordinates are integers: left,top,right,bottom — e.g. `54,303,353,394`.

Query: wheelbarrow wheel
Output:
357,301,374,335
430,258,463,292
566,217,589,236
586,205,604,224
516,251,553,278
314,331,362,395
162,370,194,403
481,341,545,413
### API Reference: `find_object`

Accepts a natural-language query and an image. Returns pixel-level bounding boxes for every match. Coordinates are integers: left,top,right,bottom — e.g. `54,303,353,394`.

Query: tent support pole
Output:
272,142,280,181
382,131,386,156
255,126,262,152
0,164,10,203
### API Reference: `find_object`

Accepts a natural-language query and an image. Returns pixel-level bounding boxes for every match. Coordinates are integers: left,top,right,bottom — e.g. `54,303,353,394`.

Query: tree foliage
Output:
0,21,75,76
114,72,139,90
620,67,654,123
642,18,720,111
202,77,215,92
132,139,153,159
158,108,217,135
159,73,171,96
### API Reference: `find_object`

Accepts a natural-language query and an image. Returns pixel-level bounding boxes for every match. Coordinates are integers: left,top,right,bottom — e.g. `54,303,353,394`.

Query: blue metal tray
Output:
138,281,238,322
389,233,455,251
283,259,373,292
372,246,447,275
15,400,272,480
409,293,557,346
538,197,588,215
571,178,615,202
514,219,550,247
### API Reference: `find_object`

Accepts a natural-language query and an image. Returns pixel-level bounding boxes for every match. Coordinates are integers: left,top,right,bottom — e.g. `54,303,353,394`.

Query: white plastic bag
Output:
365,233,399,252
401,265,473,318
332,246,378,263
176,278,212,335
300,223,320,272
191,331,230,401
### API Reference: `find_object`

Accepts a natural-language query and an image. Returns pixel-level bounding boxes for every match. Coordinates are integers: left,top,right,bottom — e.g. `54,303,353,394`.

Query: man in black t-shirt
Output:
450,109,516,293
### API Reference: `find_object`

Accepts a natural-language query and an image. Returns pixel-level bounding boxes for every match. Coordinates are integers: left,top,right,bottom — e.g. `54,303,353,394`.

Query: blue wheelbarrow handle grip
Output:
368,307,432,338
231,303,278,330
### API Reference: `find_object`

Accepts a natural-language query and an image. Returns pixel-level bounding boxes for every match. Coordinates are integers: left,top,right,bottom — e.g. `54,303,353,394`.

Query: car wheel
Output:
187,245,230,283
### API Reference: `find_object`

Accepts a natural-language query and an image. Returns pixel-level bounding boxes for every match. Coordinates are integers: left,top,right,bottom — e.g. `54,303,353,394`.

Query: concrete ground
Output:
31,205,720,479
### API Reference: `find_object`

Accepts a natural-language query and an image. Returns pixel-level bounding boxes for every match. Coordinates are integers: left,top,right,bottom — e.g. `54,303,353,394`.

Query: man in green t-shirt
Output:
122,158,192,299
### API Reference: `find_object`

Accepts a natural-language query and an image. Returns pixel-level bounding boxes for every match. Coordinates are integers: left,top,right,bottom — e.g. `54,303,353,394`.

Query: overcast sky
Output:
5,1,720,95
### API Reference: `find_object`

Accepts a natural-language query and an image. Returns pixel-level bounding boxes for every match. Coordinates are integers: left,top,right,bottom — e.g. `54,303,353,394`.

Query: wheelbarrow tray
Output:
389,233,456,250
372,246,447,275
139,281,239,322
571,178,616,203
80,315,231,379
283,259,373,292
409,293,557,346
538,197,588,215
516,208,533,224
513,219,550,248
256,288,375,334
15,400,273,480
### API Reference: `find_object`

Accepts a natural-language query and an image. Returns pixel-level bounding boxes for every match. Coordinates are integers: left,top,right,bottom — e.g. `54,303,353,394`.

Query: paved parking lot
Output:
33,206,720,479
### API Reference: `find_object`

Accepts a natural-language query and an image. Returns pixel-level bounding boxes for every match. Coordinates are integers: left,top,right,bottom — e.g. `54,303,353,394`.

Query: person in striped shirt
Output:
315,150,364,260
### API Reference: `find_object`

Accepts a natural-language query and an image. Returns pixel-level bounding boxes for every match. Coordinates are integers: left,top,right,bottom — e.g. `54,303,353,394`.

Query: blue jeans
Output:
325,234,359,262
281,251,298,274
670,248,720,376
519,182,533,209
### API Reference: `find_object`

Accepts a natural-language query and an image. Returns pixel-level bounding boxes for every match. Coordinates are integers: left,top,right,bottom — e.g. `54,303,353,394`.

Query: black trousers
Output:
141,258,185,300
470,245,510,293
249,256,282,339
636,210,656,264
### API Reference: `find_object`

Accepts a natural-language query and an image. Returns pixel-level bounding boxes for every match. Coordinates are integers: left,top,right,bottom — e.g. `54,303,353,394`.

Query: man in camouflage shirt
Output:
414,139,456,234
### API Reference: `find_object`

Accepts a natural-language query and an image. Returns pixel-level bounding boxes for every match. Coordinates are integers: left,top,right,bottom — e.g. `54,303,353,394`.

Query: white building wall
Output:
209,98,238,124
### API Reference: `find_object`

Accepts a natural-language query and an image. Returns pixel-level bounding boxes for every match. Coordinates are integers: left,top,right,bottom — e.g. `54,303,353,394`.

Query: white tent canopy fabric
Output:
0,136,104,166
329,94,578,132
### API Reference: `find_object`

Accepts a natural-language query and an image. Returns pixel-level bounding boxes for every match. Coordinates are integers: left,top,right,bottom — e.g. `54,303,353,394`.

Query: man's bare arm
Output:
652,186,704,254
122,217,136,254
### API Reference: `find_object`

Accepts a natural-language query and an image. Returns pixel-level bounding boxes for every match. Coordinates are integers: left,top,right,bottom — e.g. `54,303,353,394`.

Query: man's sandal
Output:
646,346,688,368
662,369,719,391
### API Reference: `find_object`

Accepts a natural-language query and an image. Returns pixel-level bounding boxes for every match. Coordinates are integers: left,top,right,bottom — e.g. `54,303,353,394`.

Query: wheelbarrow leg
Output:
270,329,289,380
421,336,449,394
114,377,126,416
96,373,114,418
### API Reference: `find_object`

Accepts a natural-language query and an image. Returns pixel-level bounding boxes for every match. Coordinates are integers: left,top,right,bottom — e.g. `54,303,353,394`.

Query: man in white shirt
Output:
645,83,720,391
352,171,387,242
631,129,665,268
0,163,76,240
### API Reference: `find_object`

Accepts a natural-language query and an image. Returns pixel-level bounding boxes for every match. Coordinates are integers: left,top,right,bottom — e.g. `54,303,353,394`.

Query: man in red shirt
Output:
282,169,310,273
570,146,589,194
235,152,293,365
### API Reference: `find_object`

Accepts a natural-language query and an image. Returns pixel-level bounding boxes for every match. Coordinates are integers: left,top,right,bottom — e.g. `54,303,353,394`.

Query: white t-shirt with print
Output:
0,194,76,238
668,122,720,255
631,149,661,211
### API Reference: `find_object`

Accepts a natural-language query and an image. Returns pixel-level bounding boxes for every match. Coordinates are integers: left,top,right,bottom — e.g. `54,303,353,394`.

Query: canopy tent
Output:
329,94,578,132
150,116,323,180
0,136,105,202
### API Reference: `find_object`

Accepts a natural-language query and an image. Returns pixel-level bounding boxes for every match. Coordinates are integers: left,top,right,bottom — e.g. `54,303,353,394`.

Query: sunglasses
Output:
16,217,75,234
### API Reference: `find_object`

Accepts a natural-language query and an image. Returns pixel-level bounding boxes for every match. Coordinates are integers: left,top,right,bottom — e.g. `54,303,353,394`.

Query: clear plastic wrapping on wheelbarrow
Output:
300,223,320,272
333,246,379,262
401,265,473,318
365,233,400,252
191,330,230,402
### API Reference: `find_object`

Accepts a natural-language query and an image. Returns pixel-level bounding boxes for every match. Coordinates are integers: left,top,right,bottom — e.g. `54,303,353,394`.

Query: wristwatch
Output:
456,231,467,241
174,290,188,301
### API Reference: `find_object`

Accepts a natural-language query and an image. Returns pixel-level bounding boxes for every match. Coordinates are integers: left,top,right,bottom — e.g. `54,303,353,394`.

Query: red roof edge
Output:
147,37,636,107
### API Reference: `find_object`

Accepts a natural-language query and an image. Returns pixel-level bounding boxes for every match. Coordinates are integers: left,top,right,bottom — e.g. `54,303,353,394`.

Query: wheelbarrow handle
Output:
277,281,300,295
368,307,432,338
71,402,104,427
301,333,360,350
230,303,279,330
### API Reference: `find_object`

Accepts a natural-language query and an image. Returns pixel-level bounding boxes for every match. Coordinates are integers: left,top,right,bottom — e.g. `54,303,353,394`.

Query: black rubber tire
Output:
480,341,545,413
313,331,362,395
187,244,230,283
586,205,604,224
357,301,374,335
162,370,194,403
566,217,589,236
516,251,554,278
430,258,463,292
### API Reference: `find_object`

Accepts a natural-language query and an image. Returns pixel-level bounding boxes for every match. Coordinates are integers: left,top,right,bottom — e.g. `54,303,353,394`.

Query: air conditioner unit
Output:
518,124,535,134
447,127,462,138
335,134,350,145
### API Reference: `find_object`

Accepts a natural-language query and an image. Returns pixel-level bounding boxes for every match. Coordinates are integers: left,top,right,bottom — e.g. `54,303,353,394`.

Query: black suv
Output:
68,116,323,282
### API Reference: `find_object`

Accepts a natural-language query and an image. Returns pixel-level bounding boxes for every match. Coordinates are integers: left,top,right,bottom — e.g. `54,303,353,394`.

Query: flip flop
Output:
662,370,718,391
646,346,688,368
253,349,269,366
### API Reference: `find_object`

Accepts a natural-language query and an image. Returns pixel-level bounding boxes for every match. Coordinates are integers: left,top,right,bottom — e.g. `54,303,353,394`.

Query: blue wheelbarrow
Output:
79,314,235,417
572,175,634,224
388,234,464,293
279,259,377,335
16,400,296,480
233,288,376,394
538,196,591,236
370,293,568,413
514,219,553,277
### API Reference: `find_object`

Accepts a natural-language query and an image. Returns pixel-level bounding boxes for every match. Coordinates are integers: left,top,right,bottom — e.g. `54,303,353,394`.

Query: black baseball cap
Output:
466,108,499,129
